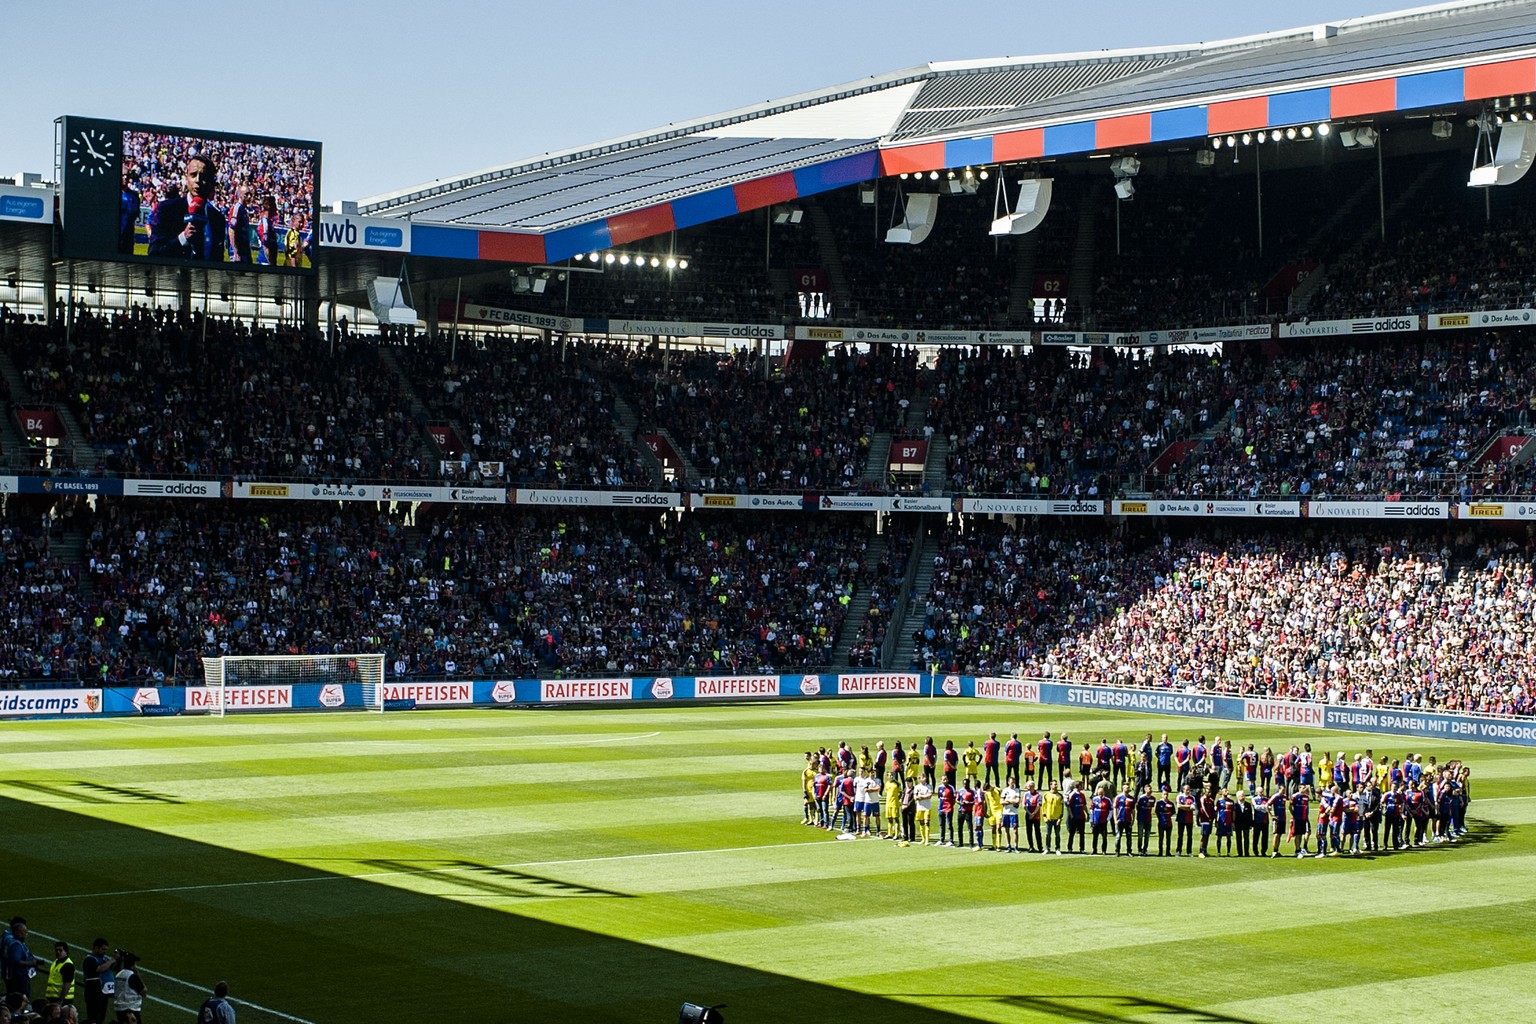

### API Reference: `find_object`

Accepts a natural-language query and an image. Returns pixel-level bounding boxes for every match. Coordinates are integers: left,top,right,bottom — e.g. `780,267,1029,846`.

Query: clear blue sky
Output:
5,0,1416,204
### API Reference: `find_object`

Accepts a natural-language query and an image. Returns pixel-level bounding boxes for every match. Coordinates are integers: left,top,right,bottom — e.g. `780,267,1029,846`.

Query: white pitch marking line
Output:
591,730,662,744
12,840,834,904
32,930,317,1024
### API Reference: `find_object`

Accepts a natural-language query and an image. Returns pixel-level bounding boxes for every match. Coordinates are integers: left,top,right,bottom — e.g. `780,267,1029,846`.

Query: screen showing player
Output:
61,116,320,273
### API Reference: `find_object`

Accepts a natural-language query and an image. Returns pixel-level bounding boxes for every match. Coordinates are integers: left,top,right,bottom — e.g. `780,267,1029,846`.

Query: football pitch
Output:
2,698,1534,1024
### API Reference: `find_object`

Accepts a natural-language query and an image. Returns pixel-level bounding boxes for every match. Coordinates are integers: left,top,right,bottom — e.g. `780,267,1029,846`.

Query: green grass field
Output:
3,699,1534,1024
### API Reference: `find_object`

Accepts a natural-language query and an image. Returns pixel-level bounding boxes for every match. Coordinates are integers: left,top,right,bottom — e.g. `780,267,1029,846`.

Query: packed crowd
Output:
929,345,1240,497
393,333,650,488
912,520,1536,716
845,524,915,669
418,509,871,675
0,500,882,682
8,302,1536,499
1156,337,1536,498
0,508,85,683
802,729,1474,859
616,343,922,491
7,307,420,480
2,917,235,1024
1305,158,1536,320
1088,159,1379,332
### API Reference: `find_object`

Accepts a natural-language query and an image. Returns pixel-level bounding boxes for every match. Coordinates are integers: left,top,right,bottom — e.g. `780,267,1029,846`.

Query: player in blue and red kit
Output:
1111,739,1130,789
1090,786,1112,855
1290,786,1312,857
956,782,976,848
1023,782,1044,853
1112,787,1134,856
1214,790,1235,856
1135,784,1155,856
1175,785,1196,856
936,780,957,846
1004,734,1023,787
1155,788,1175,856
1066,784,1087,853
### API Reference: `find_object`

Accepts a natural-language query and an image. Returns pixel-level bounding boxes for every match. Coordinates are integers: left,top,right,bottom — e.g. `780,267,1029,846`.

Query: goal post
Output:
199,654,386,713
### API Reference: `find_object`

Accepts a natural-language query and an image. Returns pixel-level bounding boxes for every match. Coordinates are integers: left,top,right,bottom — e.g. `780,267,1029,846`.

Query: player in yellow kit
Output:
802,752,817,825
983,783,1004,850
883,774,901,838
962,741,983,784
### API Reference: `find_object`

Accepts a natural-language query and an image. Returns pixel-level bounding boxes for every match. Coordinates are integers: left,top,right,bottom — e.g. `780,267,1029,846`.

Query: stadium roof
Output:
355,1,1536,263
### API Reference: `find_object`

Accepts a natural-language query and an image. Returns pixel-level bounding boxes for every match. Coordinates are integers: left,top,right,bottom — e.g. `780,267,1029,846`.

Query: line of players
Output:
801,730,1473,858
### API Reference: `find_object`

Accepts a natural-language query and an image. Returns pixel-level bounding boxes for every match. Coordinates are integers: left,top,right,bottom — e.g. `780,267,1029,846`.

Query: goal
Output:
199,654,386,715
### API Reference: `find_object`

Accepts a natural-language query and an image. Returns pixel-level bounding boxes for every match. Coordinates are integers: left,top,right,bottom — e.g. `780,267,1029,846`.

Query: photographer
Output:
111,954,144,1024
197,982,235,1024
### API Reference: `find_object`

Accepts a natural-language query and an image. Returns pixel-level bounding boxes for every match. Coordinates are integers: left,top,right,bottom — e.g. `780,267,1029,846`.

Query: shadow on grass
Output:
902,993,1264,1023
0,795,980,1024
1333,818,1507,861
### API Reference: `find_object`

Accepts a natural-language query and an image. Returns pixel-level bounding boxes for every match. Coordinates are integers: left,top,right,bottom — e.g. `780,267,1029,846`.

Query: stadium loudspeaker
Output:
1469,122,1536,187
1109,156,1141,177
988,178,1053,236
859,185,877,205
367,276,419,326
885,192,939,244
1114,178,1136,200
1194,149,1216,166
679,1003,725,1024
1432,119,1454,139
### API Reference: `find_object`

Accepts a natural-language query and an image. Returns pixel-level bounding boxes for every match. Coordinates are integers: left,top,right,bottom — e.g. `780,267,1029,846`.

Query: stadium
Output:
3,2,1536,1022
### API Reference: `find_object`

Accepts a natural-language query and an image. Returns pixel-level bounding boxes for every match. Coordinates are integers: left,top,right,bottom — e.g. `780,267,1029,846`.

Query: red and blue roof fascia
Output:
878,56,1536,174
408,151,880,263
410,56,1535,263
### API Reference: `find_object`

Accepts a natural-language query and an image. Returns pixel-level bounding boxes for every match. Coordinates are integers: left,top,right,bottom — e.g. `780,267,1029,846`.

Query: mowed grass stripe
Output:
646,853,1536,972
841,904,1536,1024
1211,959,1536,1024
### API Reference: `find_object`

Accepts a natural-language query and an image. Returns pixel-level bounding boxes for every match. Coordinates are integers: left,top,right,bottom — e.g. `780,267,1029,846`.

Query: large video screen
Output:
60,116,321,273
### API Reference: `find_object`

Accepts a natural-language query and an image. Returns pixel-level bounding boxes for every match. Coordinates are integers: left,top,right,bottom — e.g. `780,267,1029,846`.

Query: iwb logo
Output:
316,215,406,250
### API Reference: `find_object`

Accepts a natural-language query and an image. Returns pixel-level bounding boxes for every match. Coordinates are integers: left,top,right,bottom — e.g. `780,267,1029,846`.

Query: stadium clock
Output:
69,127,116,177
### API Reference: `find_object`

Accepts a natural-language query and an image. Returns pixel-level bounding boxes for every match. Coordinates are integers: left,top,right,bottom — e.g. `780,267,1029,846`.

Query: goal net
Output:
199,654,386,715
